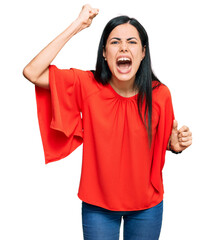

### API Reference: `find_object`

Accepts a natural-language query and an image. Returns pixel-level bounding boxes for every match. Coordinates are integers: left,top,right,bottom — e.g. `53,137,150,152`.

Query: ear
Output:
103,48,106,59
141,45,146,60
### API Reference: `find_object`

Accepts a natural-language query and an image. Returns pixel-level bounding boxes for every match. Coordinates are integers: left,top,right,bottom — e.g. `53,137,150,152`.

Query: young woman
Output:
23,4,192,240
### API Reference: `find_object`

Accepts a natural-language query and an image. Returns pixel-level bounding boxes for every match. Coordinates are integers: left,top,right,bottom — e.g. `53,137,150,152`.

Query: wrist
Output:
168,140,182,154
71,19,85,33
167,139,170,150
74,17,89,31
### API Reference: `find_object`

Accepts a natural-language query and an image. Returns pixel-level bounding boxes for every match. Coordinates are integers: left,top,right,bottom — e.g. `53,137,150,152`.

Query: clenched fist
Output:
77,4,99,30
169,120,192,153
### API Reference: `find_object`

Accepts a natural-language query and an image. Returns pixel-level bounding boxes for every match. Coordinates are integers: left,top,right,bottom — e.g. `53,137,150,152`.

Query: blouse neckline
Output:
107,83,139,100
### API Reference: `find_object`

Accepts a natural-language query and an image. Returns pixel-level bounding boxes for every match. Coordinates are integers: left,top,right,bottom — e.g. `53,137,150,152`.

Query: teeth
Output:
117,57,131,62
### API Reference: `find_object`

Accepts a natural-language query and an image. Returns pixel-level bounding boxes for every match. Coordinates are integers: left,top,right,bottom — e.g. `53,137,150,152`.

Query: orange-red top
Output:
35,65,174,211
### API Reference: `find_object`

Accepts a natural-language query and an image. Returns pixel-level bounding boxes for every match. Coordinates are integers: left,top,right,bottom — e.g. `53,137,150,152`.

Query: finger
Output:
82,4,92,12
93,8,99,14
179,140,192,147
179,136,192,142
89,8,99,18
172,119,178,132
178,125,189,133
83,4,92,9
83,4,99,15
89,8,99,13
178,131,192,138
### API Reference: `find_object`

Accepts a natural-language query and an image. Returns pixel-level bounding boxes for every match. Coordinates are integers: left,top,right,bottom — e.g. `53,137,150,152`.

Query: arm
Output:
22,4,99,89
167,120,192,153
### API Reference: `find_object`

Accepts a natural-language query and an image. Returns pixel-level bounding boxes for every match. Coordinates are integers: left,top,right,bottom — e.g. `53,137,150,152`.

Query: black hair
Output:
94,16,161,145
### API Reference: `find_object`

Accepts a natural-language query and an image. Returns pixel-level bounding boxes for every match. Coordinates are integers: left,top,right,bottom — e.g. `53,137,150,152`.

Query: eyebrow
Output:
110,37,138,41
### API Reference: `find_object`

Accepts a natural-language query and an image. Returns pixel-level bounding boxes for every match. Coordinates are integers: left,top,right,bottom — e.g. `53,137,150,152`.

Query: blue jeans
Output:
82,200,163,240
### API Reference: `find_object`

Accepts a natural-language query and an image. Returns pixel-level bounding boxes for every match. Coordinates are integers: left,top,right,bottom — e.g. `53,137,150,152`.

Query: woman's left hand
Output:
168,120,192,153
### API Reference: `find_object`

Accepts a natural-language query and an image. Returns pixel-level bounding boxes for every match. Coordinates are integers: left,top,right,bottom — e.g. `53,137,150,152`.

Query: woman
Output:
23,4,192,240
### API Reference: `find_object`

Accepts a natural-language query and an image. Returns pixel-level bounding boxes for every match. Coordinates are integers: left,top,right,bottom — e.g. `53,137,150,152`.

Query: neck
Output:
109,77,138,97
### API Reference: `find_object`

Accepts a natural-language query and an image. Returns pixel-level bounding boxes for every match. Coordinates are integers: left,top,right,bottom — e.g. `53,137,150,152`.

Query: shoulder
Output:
70,68,104,100
50,65,99,87
152,82,173,110
70,68,94,79
49,65,104,99
49,65,93,81
72,68,102,89
153,82,171,99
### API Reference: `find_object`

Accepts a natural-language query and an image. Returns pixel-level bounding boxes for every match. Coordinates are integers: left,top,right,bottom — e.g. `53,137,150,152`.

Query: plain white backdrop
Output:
1,0,213,239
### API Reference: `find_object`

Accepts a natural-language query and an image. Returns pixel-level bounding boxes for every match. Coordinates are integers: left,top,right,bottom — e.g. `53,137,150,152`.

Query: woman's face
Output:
103,23,145,84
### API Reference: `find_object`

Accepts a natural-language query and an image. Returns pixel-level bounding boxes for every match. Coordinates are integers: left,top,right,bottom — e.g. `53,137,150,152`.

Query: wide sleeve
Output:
151,85,175,193
35,65,83,164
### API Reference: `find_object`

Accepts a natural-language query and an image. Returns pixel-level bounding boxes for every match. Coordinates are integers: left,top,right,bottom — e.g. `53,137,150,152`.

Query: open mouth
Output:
116,57,132,74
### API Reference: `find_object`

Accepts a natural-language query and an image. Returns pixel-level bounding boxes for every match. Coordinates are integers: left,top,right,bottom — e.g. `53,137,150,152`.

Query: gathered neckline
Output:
107,83,139,100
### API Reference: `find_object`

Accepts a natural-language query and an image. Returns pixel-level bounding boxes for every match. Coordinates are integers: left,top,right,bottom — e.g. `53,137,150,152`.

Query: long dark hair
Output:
94,16,161,145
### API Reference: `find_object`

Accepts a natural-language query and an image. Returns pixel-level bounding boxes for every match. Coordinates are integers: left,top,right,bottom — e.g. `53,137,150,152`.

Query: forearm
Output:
23,19,84,83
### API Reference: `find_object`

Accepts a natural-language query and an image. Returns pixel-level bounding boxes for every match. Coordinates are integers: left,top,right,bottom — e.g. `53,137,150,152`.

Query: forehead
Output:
108,23,140,39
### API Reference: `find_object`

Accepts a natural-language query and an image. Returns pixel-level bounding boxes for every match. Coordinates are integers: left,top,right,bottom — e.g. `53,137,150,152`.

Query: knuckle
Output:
184,125,189,131
181,141,188,146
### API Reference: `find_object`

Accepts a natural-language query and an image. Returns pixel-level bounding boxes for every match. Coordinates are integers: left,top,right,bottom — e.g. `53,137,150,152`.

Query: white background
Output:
0,0,213,239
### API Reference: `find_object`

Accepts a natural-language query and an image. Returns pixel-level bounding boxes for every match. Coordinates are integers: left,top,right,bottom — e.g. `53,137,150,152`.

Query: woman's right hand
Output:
76,4,99,30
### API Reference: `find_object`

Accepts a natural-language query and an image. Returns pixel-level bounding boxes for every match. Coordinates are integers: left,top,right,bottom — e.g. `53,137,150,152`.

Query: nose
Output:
120,42,128,52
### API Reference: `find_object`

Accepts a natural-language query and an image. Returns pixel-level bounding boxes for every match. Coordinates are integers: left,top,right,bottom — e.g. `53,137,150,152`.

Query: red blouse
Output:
35,65,174,211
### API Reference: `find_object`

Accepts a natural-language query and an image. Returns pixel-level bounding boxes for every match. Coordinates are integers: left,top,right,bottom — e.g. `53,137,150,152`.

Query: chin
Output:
113,71,136,82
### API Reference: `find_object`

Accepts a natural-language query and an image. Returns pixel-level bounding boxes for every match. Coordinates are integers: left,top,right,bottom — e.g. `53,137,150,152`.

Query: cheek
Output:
105,52,117,70
107,60,117,76
133,54,143,68
133,52,144,68
105,48,116,60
